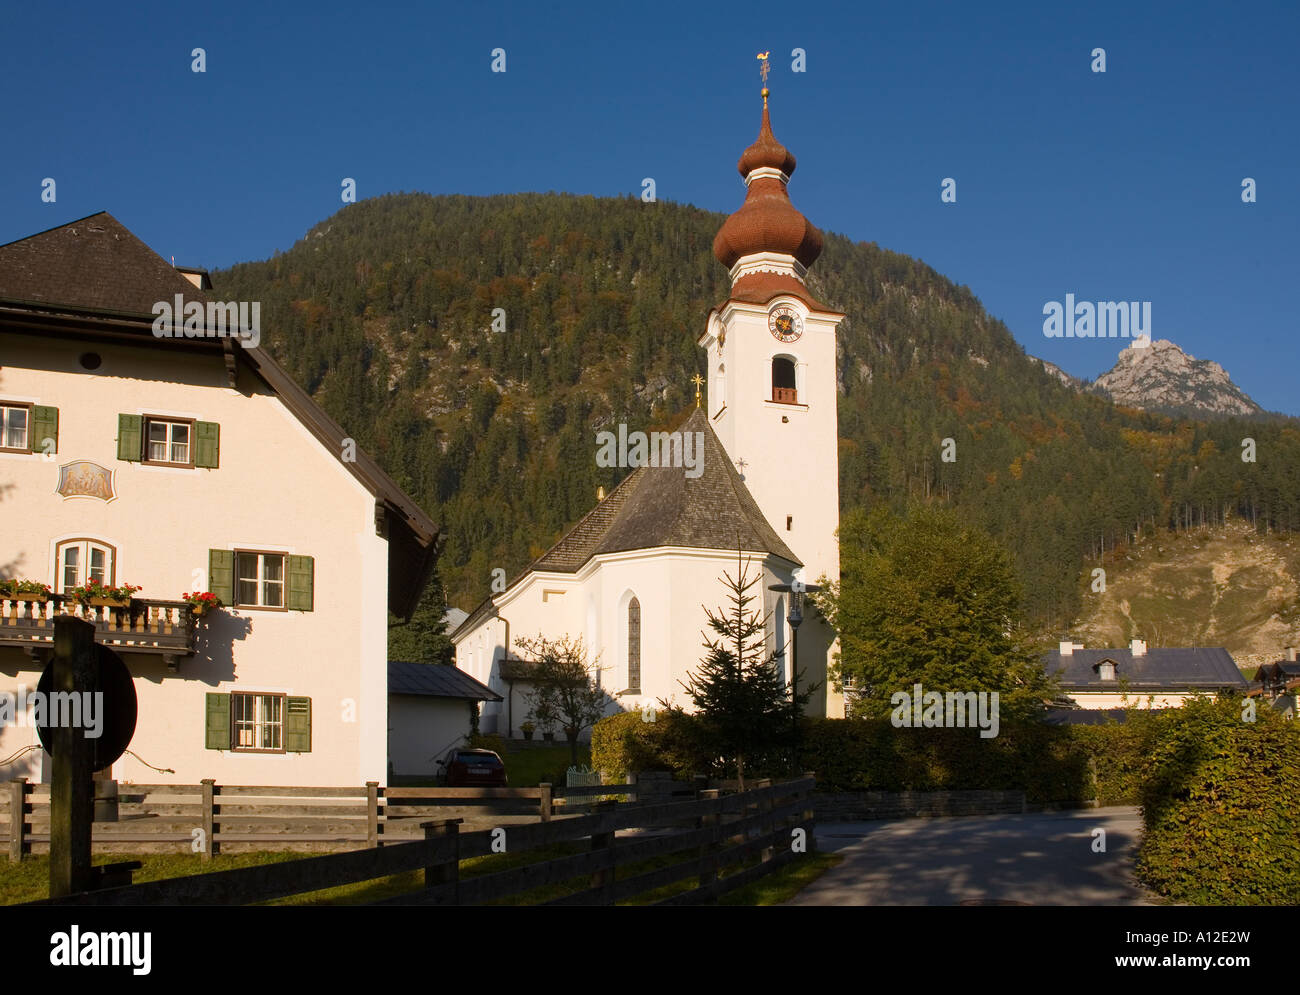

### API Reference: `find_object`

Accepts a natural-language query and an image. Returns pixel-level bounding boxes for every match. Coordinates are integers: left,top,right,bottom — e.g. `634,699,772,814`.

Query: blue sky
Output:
4,0,1296,413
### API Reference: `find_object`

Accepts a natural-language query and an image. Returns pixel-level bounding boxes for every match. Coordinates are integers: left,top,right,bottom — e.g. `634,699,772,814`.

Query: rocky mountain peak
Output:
1088,338,1261,418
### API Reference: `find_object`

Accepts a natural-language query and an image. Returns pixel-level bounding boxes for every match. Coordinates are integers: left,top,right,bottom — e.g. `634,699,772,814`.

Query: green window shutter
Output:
116,414,143,461
194,421,220,468
285,697,312,752
287,555,314,611
205,693,231,750
30,406,58,454
209,549,234,603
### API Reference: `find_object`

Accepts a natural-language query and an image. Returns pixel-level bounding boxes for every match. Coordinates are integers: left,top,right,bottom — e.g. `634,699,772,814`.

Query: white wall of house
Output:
387,695,473,778
1067,691,1205,709
0,336,391,786
453,547,806,734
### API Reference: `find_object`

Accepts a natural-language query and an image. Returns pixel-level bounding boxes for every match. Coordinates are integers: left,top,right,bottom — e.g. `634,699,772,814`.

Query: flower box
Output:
88,597,131,609
9,593,48,604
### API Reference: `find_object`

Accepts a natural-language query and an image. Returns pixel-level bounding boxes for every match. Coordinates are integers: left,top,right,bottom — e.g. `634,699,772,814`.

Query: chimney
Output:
1130,639,1147,657
596,486,606,502
1287,647,1297,663
1059,640,1074,657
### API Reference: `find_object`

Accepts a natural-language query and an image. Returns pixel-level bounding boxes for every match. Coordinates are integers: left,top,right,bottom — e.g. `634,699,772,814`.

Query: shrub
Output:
467,732,507,755
591,707,713,781
1136,699,1300,905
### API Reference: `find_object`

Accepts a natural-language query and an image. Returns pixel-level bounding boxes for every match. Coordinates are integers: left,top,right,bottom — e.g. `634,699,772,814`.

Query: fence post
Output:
589,801,617,904
200,779,215,860
697,788,720,895
8,779,26,862
626,772,638,805
367,782,380,847
754,778,773,863
692,774,707,800
422,819,461,904
802,772,818,854
538,782,552,823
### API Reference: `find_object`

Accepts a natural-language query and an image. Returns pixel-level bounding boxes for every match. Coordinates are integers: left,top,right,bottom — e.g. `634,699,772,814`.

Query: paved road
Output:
787,807,1151,906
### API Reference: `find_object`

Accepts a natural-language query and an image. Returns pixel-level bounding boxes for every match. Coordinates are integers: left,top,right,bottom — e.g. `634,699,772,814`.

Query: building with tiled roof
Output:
453,87,845,732
0,211,440,786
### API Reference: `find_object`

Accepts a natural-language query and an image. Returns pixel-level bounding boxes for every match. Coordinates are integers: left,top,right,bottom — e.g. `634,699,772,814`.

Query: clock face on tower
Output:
769,305,803,343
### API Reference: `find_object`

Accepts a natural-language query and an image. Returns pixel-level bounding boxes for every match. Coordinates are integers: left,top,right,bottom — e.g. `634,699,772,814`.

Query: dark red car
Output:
442,748,507,787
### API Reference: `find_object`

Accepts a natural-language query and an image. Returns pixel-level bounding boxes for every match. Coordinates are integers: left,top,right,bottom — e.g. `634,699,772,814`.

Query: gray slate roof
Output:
1043,647,1247,690
388,660,501,700
453,407,799,639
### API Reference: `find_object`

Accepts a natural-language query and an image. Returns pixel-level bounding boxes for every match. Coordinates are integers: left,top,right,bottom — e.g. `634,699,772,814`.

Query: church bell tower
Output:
698,78,845,609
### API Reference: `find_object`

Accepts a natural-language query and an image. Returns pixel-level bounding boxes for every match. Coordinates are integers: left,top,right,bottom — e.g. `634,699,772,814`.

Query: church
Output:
452,83,846,733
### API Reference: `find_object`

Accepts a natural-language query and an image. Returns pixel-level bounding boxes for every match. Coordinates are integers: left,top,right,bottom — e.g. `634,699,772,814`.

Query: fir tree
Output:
681,553,813,789
387,573,453,665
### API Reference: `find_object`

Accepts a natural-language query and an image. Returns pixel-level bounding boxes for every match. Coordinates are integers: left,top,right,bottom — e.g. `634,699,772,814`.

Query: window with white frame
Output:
0,404,29,451
55,539,115,593
231,692,285,752
236,552,286,608
145,417,192,466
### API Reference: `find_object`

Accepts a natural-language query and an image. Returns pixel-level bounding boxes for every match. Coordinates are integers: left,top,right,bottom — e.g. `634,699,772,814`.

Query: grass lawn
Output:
502,744,591,788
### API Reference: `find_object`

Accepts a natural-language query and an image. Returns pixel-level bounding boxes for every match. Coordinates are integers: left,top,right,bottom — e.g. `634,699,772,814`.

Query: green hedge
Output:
1135,699,1300,905
591,709,1159,805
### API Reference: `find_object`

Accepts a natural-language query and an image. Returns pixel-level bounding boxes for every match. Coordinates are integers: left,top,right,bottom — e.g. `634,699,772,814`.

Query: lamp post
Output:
770,579,820,774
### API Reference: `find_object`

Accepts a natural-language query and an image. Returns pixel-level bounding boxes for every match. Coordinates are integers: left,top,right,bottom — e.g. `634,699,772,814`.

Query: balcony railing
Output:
771,387,798,404
0,596,198,667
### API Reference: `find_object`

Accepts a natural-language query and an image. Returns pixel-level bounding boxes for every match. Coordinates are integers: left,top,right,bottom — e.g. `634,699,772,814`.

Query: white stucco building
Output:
0,213,441,786
453,89,846,728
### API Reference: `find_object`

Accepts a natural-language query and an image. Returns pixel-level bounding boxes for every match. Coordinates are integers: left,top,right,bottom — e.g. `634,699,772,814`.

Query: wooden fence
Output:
1,773,709,858
25,776,816,907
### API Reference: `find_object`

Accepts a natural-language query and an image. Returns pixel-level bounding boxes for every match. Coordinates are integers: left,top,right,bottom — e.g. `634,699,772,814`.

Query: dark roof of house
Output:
1042,647,1247,690
388,660,501,701
0,212,212,316
0,212,440,618
452,407,799,639
499,657,541,681
1253,661,1300,682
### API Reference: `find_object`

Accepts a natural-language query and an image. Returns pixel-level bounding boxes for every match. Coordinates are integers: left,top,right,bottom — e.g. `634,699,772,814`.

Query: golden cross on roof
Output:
757,51,770,87
691,373,704,408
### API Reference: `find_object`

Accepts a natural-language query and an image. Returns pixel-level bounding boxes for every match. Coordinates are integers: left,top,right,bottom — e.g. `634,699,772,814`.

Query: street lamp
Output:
770,579,821,774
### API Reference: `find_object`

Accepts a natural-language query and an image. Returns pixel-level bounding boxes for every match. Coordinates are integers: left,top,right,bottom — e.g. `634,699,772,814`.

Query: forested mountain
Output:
211,192,1300,634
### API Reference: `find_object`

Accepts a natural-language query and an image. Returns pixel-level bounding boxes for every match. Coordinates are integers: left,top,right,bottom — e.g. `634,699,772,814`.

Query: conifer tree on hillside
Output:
681,554,814,789
387,574,454,665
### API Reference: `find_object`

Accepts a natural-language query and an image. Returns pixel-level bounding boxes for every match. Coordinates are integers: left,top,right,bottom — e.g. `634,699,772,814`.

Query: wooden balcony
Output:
771,386,798,404
0,596,198,670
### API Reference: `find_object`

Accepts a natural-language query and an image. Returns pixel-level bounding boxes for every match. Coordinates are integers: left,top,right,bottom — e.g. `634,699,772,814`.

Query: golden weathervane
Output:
691,373,704,408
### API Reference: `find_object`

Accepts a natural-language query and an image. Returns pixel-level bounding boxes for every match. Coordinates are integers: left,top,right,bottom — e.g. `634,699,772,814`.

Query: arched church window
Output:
627,596,641,693
772,357,797,404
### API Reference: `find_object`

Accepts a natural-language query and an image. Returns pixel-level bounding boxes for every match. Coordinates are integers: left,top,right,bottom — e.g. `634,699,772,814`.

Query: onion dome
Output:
713,93,824,272
737,102,797,178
